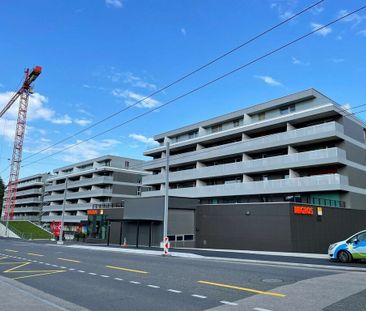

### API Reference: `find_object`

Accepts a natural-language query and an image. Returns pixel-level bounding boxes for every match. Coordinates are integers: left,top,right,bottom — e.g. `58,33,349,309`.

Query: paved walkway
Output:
0,276,88,311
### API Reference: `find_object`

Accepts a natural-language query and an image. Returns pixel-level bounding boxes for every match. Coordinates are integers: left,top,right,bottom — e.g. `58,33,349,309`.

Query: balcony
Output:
42,203,94,212
13,206,42,213
12,215,41,221
43,189,113,202
14,198,42,204
143,148,346,184
143,122,344,170
45,176,114,191
16,188,42,197
142,174,348,198
41,215,87,223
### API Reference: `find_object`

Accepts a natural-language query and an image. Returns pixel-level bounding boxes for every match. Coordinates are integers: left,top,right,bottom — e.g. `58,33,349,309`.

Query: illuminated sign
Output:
87,210,98,215
293,205,314,215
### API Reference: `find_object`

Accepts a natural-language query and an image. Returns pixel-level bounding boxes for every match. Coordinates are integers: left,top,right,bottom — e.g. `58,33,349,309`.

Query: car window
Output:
357,232,366,242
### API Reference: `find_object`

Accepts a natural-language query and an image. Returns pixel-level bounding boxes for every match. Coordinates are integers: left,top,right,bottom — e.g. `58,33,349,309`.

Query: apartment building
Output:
1,173,50,223
142,89,366,210
41,155,146,232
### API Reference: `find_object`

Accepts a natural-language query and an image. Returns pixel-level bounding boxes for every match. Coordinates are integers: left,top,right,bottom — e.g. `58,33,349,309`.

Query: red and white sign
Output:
50,221,61,237
163,236,170,256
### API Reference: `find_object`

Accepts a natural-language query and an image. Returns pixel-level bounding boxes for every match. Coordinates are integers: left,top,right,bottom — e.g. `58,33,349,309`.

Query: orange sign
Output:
293,205,314,215
87,210,98,215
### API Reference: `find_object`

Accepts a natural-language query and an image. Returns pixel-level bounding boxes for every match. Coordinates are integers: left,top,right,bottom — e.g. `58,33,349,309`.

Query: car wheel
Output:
338,250,351,263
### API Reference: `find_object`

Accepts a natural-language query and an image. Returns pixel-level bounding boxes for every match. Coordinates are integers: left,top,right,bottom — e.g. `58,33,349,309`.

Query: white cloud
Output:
181,28,187,36
292,57,310,66
341,103,352,114
59,138,120,163
105,0,123,8
331,58,345,63
74,118,92,126
311,23,332,36
50,114,72,125
312,5,324,15
280,11,293,20
359,29,366,36
0,118,17,141
129,133,159,146
338,9,365,27
123,72,157,91
255,75,282,87
112,89,161,108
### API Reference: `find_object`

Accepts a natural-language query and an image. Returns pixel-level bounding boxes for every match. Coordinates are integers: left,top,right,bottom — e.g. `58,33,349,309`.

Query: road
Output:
0,238,365,311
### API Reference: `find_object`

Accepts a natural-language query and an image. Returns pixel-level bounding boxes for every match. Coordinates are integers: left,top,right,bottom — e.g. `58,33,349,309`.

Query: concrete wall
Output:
195,203,366,253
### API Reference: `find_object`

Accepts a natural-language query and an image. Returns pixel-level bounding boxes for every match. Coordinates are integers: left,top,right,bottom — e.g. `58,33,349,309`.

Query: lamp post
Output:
162,141,170,255
57,178,68,245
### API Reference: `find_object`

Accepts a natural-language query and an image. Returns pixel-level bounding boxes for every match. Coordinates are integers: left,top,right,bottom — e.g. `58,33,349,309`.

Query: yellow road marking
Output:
4,249,18,253
27,253,44,257
58,258,80,263
197,280,286,297
12,270,66,280
106,265,148,274
3,262,31,273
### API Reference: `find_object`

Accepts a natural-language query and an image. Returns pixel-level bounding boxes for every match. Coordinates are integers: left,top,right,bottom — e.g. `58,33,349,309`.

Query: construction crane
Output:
0,66,42,222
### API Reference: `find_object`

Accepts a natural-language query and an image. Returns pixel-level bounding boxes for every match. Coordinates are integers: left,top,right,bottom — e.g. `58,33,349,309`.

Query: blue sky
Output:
0,0,365,180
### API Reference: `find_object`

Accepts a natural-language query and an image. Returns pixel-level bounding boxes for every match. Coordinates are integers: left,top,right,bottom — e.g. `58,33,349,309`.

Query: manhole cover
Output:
261,278,284,283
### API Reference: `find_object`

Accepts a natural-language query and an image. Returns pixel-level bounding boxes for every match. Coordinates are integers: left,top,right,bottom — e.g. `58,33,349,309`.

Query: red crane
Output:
0,66,42,221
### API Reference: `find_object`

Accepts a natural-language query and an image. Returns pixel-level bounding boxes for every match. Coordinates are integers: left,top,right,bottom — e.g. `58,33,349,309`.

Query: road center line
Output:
27,253,44,257
114,278,123,281
198,280,286,298
220,301,238,306
77,270,85,273
5,249,18,253
147,285,160,289
192,294,207,299
100,275,110,278
58,258,80,263
89,273,97,276
254,308,273,311
168,289,182,294
130,281,141,284
106,265,148,274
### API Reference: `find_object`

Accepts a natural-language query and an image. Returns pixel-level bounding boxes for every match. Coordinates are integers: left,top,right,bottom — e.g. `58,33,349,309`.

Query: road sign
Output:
163,236,170,256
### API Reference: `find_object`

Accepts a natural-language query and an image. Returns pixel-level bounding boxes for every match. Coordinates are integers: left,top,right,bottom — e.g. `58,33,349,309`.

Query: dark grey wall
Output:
196,203,366,253
341,116,364,143
112,184,138,195
196,203,293,251
342,141,366,166
342,166,366,189
290,204,366,253
113,172,142,183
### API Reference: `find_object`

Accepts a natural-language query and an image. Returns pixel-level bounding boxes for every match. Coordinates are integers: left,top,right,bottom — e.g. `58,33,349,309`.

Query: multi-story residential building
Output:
41,155,146,232
1,173,50,223
142,89,366,210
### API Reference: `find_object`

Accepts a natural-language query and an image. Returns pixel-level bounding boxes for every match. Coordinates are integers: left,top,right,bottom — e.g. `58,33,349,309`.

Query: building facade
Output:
142,89,366,210
1,173,50,223
41,155,146,232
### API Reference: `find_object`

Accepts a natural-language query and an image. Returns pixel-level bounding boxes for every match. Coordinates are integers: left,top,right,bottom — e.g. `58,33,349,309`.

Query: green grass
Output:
7,221,52,240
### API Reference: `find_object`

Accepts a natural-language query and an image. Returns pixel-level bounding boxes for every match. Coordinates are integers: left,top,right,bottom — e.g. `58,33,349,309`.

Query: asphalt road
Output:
0,238,365,311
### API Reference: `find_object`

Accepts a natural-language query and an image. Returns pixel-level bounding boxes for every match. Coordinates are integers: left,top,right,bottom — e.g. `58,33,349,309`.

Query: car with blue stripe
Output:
328,230,366,263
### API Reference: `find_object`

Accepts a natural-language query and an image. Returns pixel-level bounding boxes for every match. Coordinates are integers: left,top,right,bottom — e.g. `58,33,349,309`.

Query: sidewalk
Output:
0,276,88,311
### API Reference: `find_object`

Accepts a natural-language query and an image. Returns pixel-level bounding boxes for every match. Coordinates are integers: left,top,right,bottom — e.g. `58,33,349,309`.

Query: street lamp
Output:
57,178,68,245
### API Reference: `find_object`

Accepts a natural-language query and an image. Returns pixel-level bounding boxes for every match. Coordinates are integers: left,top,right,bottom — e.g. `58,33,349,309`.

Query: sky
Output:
0,0,365,181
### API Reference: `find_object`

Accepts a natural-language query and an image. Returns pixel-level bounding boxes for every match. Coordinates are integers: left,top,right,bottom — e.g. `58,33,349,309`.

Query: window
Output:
258,112,265,121
188,130,198,139
125,161,130,168
233,120,240,127
211,124,222,133
280,104,296,115
357,232,366,242
184,234,194,241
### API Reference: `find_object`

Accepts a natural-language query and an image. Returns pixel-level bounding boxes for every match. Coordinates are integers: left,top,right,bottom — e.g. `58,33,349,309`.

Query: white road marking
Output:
68,268,75,271
130,281,141,285
89,273,97,276
114,278,123,281
147,285,160,289
192,294,207,299
220,301,238,306
168,289,182,294
52,265,59,267
60,266,67,269
77,270,85,273
254,308,273,311
45,263,51,266
39,262,44,264
100,275,110,278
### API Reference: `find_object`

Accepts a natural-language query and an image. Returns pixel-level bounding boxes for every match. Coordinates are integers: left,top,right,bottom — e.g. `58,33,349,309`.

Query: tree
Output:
0,177,4,217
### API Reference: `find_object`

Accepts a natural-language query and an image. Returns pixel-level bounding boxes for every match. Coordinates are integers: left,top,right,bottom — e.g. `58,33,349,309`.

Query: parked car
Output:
328,230,366,263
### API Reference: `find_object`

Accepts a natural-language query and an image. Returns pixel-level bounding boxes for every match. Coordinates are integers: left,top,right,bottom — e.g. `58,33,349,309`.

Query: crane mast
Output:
1,66,42,222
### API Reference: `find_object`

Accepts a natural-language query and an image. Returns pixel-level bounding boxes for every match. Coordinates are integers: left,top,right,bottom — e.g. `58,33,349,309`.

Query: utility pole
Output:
163,141,170,255
57,178,68,245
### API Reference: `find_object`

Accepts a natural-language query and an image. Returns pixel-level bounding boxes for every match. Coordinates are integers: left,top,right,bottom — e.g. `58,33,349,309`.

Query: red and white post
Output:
163,236,170,256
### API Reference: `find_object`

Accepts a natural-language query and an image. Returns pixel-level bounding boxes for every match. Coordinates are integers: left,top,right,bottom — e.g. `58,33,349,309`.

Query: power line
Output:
21,0,325,163
21,4,366,169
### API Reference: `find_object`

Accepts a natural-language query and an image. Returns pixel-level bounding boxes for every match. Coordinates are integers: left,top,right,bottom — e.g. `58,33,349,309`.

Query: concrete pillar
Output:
289,169,299,178
196,161,205,168
287,122,295,131
242,153,251,161
196,180,205,187
242,133,250,140
244,113,252,125
198,127,206,136
243,174,253,182
196,143,204,151
288,145,298,154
